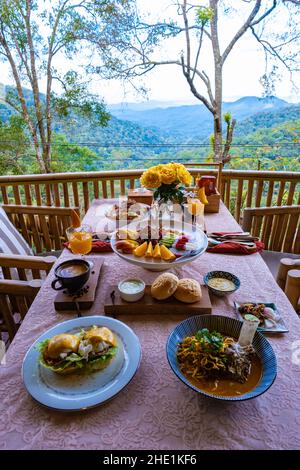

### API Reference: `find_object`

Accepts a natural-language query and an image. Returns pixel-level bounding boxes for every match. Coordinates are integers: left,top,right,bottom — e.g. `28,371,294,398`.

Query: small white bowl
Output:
118,278,145,302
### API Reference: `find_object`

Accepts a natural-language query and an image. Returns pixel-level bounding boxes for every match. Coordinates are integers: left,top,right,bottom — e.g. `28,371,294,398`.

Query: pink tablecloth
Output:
1,201,300,450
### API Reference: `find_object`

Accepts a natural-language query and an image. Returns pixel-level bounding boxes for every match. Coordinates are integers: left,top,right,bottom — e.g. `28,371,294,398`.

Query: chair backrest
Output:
2,205,79,253
242,205,300,254
0,279,42,341
0,254,56,281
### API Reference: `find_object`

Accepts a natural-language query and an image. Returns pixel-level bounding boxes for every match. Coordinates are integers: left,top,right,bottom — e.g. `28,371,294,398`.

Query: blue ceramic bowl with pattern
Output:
203,270,240,297
166,315,277,401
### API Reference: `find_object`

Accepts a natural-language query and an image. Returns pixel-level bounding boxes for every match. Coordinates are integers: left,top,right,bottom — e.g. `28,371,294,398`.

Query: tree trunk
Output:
210,0,223,162
214,65,223,162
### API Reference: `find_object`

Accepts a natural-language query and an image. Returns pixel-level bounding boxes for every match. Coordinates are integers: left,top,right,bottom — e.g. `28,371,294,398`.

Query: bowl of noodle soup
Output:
166,315,277,401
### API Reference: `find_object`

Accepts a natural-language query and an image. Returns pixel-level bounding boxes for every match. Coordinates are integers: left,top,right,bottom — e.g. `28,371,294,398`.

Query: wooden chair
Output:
2,204,79,254
242,205,300,312
242,205,300,254
0,253,56,281
0,255,56,341
0,278,43,341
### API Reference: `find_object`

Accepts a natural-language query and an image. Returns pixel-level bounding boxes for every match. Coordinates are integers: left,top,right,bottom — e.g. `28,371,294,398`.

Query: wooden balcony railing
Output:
0,169,299,223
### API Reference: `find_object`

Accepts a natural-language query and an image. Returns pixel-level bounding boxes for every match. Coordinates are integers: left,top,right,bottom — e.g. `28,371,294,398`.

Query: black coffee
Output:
58,262,88,278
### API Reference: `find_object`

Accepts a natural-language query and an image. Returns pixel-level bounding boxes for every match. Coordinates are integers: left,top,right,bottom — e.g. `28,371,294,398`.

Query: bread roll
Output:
151,273,179,300
174,278,202,303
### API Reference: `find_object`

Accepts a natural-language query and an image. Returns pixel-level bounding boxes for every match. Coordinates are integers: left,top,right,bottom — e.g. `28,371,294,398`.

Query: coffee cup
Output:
51,259,90,294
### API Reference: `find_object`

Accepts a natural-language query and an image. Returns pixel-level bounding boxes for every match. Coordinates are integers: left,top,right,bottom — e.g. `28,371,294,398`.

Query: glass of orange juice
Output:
187,198,204,231
66,224,93,256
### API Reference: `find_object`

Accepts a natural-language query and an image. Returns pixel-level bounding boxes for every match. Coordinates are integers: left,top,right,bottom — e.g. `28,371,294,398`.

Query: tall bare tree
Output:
95,0,300,163
0,0,136,172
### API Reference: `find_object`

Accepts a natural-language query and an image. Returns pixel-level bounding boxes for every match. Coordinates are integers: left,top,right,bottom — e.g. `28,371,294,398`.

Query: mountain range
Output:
109,96,297,142
1,92,299,164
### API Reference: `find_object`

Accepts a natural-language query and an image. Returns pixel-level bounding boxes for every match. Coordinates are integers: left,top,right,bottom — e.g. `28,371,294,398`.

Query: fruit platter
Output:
105,199,150,221
111,221,208,271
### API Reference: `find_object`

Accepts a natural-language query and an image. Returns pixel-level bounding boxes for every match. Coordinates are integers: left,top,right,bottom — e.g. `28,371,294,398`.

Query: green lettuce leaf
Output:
89,347,118,363
65,353,84,362
35,339,49,353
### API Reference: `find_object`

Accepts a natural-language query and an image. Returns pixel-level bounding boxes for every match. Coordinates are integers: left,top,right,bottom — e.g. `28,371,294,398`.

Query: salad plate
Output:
22,316,141,411
234,301,289,333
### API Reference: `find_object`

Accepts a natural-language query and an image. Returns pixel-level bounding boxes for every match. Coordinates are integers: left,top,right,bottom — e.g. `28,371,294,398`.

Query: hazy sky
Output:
99,0,300,104
1,0,299,105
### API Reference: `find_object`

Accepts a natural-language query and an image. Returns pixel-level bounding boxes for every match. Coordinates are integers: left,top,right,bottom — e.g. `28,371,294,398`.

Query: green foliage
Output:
52,71,110,126
196,6,214,25
0,114,29,174
0,0,138,171
224,112,232,125
153,183,185,205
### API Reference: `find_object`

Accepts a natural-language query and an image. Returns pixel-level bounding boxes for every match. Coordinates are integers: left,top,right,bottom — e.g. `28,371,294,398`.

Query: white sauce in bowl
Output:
208,278,236,291
120,280,144,294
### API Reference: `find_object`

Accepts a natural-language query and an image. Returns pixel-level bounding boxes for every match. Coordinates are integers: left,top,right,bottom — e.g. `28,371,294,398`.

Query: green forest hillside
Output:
0,88,299,174
234,106,300,137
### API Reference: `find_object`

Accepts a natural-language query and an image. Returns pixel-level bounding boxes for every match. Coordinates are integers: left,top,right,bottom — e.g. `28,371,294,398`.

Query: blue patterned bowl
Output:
203,270,240,297
166,315,277,401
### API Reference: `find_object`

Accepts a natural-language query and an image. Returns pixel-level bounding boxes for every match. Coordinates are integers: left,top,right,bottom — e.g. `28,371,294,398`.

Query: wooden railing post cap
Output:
287,269,300,284
43,255,58,264
280,258,300,267
29,279,43,289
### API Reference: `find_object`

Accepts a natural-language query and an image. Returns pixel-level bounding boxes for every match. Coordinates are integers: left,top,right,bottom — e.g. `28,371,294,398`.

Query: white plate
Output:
234,301,289,334
111,221,208,271
105,202,150,221
22,316,141,411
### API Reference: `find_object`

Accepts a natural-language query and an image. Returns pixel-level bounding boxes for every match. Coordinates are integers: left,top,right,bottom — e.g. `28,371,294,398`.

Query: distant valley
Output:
109,96,299,142
1,91,299,173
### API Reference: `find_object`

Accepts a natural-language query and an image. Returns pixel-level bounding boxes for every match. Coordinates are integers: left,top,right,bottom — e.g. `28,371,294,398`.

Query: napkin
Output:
64,240,112,253
207,240,264,255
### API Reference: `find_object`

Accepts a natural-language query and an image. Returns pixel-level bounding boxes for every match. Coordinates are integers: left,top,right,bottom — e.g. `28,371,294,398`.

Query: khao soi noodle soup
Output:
177,328,262,397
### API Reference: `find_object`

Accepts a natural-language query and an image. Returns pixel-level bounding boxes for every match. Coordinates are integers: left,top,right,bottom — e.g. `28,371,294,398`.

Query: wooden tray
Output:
104,284,212,316
54,258,104,311
204,190,220,213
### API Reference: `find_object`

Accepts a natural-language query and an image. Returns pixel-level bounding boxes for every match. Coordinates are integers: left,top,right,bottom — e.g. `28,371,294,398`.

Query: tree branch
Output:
25,0,48,164
221,0,262,65
180,56,215,114
182,0,191,74
250,25,298,72
222,118,236,164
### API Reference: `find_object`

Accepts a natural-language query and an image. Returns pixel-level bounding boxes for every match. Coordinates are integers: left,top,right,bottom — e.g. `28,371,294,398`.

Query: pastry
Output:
151,273,179,300
174,278,202,303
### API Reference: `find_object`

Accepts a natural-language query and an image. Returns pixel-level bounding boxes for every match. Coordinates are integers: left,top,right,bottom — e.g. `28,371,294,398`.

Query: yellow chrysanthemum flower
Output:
140,168,161,189
159,164,177,184
177,166,192,186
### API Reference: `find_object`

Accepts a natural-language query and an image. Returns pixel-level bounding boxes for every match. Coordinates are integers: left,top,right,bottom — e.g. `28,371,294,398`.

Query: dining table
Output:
1,199,300,450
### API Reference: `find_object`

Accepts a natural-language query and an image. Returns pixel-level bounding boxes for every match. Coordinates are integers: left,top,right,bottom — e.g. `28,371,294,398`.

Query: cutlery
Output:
208,238,256,247
74,300,82,318
110,290,116,318
208,235,259,242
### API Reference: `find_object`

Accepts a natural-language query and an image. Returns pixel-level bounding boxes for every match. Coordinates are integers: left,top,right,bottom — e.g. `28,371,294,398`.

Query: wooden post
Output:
285,269,300,312
277,258,300,290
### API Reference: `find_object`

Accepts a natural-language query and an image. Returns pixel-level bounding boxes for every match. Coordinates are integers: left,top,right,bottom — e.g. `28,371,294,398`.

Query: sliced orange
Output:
145,241,153,258
71,209,81,228
160,244,176,262
133,241,148,257
153,243,161,259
